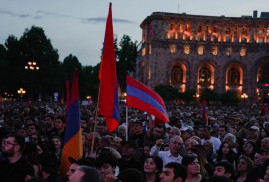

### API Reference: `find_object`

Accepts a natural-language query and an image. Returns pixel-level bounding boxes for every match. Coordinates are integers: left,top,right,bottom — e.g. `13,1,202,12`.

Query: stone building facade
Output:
136,12,269,103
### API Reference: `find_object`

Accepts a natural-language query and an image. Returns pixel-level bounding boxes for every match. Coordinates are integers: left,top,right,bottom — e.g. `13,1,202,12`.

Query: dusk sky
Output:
1,0,269,66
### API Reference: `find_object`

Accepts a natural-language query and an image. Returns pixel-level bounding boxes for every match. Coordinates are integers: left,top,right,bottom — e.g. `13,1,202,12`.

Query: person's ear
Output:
175,177,182,182
225,173,232,178
14,145,20,152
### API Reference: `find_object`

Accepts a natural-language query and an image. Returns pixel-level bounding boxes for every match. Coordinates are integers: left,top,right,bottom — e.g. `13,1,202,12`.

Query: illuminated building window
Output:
258,63,269,83
199,66,211,83
228,68,240,84
170,44,176,54
197,36,202,41
149,44,152,54
226,47,232,56
267,29,269,35
171,65,183,83
142,48,146,56
184,45,190,55
197,46,204,55
212,46,218,56
240,47,246,57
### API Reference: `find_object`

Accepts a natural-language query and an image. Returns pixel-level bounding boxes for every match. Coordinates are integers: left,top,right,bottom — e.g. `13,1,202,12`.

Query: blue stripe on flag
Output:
127,85,168,118
64,100,80,144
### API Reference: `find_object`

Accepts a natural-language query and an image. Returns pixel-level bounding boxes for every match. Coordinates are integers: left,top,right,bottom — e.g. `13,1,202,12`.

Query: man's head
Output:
153,125,165,140
180,128,192,142
203,140,213,153
214,161,234,179
169,136,183,156
259,147,269,164
184,139,198,152
26,123,38,136
133,121,143,135
160,162,187,182
66,157,96,179
120,141,137,159
86,132,101,151
54,116,66,131
169,127,181,139
111,137,122,151
69,166,104,182
198,125,210,139
218,125,228,139
1,134,25,158
262,137,269,148
45,114,54,128
248,126,260,140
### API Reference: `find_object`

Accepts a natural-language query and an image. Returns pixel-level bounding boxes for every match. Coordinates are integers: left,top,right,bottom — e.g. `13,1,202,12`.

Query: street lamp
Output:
241,93,248,104
17,88,26,97
25,61,39,70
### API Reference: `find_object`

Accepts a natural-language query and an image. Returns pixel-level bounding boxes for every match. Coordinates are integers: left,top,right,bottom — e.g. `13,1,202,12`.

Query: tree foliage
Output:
154,85,181,101
220,91,240,105
0,26,137,101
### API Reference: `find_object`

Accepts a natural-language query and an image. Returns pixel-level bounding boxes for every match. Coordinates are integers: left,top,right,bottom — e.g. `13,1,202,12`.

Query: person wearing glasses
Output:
0,134,34,182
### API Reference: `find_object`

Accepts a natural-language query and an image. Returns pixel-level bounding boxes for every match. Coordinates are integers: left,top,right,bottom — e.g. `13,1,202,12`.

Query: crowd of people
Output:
1,101,269,182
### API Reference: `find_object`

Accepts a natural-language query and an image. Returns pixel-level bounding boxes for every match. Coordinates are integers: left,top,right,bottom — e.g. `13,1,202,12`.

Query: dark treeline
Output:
0,26,137,101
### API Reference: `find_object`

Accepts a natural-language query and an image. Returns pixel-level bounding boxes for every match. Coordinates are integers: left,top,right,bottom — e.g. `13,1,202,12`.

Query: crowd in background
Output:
1,101,269,182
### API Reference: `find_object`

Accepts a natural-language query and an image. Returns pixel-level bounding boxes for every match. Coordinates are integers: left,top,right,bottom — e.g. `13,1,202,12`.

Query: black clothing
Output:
47,173,63,182
118,157,143,172
0,156,34,182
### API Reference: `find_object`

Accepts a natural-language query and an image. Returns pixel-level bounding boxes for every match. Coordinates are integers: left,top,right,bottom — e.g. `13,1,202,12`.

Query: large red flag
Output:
59,69,83,178
98,3,120,132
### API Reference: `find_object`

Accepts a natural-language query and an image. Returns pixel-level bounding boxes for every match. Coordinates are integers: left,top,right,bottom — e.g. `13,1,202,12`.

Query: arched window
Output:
199,66,211,83
171,65,183,83
228,68,240,84
258,63,269,83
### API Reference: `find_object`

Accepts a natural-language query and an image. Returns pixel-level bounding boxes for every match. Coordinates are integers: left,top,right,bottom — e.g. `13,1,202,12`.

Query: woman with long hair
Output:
216,141,237,166
242,140,257,161
234,156,254,182
143,156,163,182
182,154,208,182
188,145,215,176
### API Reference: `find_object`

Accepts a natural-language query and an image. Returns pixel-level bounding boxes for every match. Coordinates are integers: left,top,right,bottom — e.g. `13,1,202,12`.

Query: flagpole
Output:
125,104,128,141
90,86,101,156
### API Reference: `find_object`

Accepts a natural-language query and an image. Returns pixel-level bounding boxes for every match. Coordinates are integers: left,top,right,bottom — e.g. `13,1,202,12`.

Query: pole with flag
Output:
66,80,70,121
202,98,208,126
59,69,83,178
98,2,120,133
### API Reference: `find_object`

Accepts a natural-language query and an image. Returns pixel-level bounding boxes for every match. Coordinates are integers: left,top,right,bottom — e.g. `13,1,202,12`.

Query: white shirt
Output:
150,145,182,167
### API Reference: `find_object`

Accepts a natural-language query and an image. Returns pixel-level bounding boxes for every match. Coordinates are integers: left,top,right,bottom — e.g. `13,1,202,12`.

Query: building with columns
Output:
136,11,269,103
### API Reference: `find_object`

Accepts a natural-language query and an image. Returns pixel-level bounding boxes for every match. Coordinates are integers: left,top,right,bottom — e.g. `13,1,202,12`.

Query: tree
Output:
200,89,219,104
154,85,181,101
220,91,240,105
182,89,196,103
116,35,137,90
19,26,61,99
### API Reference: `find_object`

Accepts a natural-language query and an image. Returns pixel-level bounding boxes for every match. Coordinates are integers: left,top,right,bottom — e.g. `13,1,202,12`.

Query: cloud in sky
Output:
0,9,31,18
0,9,135,24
